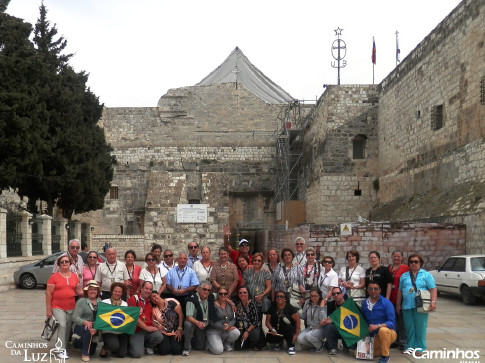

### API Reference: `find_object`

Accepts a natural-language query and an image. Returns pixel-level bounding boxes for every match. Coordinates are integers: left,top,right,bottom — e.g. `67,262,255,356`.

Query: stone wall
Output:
269,222,466,270
302,85,380,224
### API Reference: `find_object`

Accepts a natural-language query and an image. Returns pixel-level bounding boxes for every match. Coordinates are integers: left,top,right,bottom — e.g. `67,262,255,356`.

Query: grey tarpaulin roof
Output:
196,47,295,104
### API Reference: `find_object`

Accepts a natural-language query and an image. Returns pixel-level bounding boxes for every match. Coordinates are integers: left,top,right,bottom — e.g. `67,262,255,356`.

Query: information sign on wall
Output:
340,223,352,236
176,204,208,223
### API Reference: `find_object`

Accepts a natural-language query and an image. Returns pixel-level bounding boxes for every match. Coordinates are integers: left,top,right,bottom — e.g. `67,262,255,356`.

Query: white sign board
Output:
177,204,208,223
340,223,352,236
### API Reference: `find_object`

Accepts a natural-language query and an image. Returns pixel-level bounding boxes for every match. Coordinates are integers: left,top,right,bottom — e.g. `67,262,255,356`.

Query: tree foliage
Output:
0,2,115,219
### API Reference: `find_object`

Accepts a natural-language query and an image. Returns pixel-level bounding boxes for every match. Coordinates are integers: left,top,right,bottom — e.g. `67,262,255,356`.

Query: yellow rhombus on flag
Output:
329,297,369,347
93,302,140,335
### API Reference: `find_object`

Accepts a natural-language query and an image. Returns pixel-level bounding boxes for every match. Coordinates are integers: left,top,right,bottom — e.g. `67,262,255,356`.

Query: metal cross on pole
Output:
331,27,347,85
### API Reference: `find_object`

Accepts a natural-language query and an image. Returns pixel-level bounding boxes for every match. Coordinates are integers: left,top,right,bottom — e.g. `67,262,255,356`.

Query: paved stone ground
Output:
0,287,484,363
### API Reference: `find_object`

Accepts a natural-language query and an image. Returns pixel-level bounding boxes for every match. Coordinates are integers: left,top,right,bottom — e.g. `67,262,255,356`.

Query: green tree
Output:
0,1,115,219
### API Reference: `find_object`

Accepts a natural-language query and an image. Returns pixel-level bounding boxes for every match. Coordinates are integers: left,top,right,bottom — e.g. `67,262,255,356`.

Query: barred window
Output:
110,186,119,199
431,104,443,130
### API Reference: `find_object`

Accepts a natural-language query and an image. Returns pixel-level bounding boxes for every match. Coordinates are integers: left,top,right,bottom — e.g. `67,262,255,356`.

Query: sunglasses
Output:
146,258,156,262
164,254,173,258
189,245,198,249
239,243,249,247
332,291,342,296
60,260,70,264
409,260,420,264
88,256,98,259
253,259,262,262
201,288,211,292
276,295,286,299
70,246,80,250
306,253,315,256
219,292,228,296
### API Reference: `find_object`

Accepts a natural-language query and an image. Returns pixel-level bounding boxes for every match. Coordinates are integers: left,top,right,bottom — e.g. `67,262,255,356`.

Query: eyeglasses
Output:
188,245,198,249
368,287,380,291
239,243,249,247
276,295,286,299
218,292,228,296
88,256,98,259
296,243,304,246
70,246,80,250
239,291,248,294
332,291,342,296
201,288,211,292
164,254,173,258
60,260,70,264
323,261,333,264
306,253,315,256
253,259,262,262
409,260,420,264
146,258,156,262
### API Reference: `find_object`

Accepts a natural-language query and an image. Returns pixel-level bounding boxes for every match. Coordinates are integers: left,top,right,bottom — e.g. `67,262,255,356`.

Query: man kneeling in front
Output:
361,282,397,363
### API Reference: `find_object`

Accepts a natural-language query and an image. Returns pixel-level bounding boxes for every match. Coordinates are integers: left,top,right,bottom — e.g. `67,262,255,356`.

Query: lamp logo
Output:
5,338,65,363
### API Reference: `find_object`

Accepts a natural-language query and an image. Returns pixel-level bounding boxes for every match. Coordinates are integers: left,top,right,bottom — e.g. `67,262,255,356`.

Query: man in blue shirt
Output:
165,252,199,304
361,282,397,363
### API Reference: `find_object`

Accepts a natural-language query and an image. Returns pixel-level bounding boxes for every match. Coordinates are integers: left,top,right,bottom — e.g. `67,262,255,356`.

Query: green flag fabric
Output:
93,302,140,335
329,297,369,347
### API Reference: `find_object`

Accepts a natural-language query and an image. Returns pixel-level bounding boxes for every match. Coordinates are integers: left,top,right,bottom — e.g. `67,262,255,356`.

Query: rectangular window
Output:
431,104,443,130
481,76,485,105
110,186,119,199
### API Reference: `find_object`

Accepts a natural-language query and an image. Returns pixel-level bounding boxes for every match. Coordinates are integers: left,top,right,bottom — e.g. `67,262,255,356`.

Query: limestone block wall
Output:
269,222,466,270
302,85,379,224
377,0,485,202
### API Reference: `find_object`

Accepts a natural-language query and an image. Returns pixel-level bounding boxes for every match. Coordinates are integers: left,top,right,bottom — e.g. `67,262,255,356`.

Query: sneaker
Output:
57,351,69,359
81,356,90,362
253,346,260,351
274,343,281,351
224,344,233,352
316,344,324,353
378,357,390,363
145,347,154,355
182,350,190,356
329,348,337,355
288,347,296,355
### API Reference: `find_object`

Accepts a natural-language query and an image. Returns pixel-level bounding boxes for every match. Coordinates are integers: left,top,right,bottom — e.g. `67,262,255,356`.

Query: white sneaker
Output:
288,347,296,355
57,351,69,359
182,350,190,356
145,347,154,355
224,344,233,352
274,343,281,351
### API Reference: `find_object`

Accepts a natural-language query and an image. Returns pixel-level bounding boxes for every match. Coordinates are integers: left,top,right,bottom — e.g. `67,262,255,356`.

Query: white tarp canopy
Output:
196,47,295,104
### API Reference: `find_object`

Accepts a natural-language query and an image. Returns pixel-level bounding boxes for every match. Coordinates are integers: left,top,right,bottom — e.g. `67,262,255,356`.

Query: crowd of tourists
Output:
46,231,437,362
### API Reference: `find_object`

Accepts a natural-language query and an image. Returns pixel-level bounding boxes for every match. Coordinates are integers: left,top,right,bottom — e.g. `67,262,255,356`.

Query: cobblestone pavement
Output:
1,288,484,363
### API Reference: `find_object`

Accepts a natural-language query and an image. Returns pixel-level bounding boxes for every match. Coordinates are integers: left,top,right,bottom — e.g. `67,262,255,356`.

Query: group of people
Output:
45,234,437,362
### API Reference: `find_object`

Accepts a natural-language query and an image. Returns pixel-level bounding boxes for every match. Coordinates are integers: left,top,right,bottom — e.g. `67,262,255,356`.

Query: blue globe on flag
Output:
110,312,126,326
343,314,358,330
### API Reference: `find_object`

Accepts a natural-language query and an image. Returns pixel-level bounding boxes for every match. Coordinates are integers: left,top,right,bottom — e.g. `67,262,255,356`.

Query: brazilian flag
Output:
93,302,140,335
329,297,369,346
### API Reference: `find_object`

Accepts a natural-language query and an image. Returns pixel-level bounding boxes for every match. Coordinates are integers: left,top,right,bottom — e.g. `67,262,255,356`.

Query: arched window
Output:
352,134,367,159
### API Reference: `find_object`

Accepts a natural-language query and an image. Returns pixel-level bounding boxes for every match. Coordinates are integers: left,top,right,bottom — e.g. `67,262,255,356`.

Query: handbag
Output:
410,272,433,313
356,336,374,360
41,316,60,341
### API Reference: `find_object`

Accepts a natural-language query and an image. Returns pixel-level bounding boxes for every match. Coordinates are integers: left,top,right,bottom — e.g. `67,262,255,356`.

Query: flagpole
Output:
396,31,399,66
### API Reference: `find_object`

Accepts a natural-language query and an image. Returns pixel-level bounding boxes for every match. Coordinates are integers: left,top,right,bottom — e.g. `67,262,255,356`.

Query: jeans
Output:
234,327,262,350
102,332,128,358
183,320,207,351
297,326,326,350
206,328,240,355
52,308,73,350
156,334,184,355
128,330,163,358
321,323,343,350
73,325,97,356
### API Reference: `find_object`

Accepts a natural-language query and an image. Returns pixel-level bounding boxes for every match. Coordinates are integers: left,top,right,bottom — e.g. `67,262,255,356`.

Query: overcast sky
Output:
7,0,462,107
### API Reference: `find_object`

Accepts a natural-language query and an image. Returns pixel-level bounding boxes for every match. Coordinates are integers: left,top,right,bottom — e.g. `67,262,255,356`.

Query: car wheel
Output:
20,273,37,289
461,285,477,305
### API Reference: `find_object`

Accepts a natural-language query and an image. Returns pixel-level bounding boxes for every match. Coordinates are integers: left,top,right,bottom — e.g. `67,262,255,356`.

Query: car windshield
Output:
470,257,485,271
